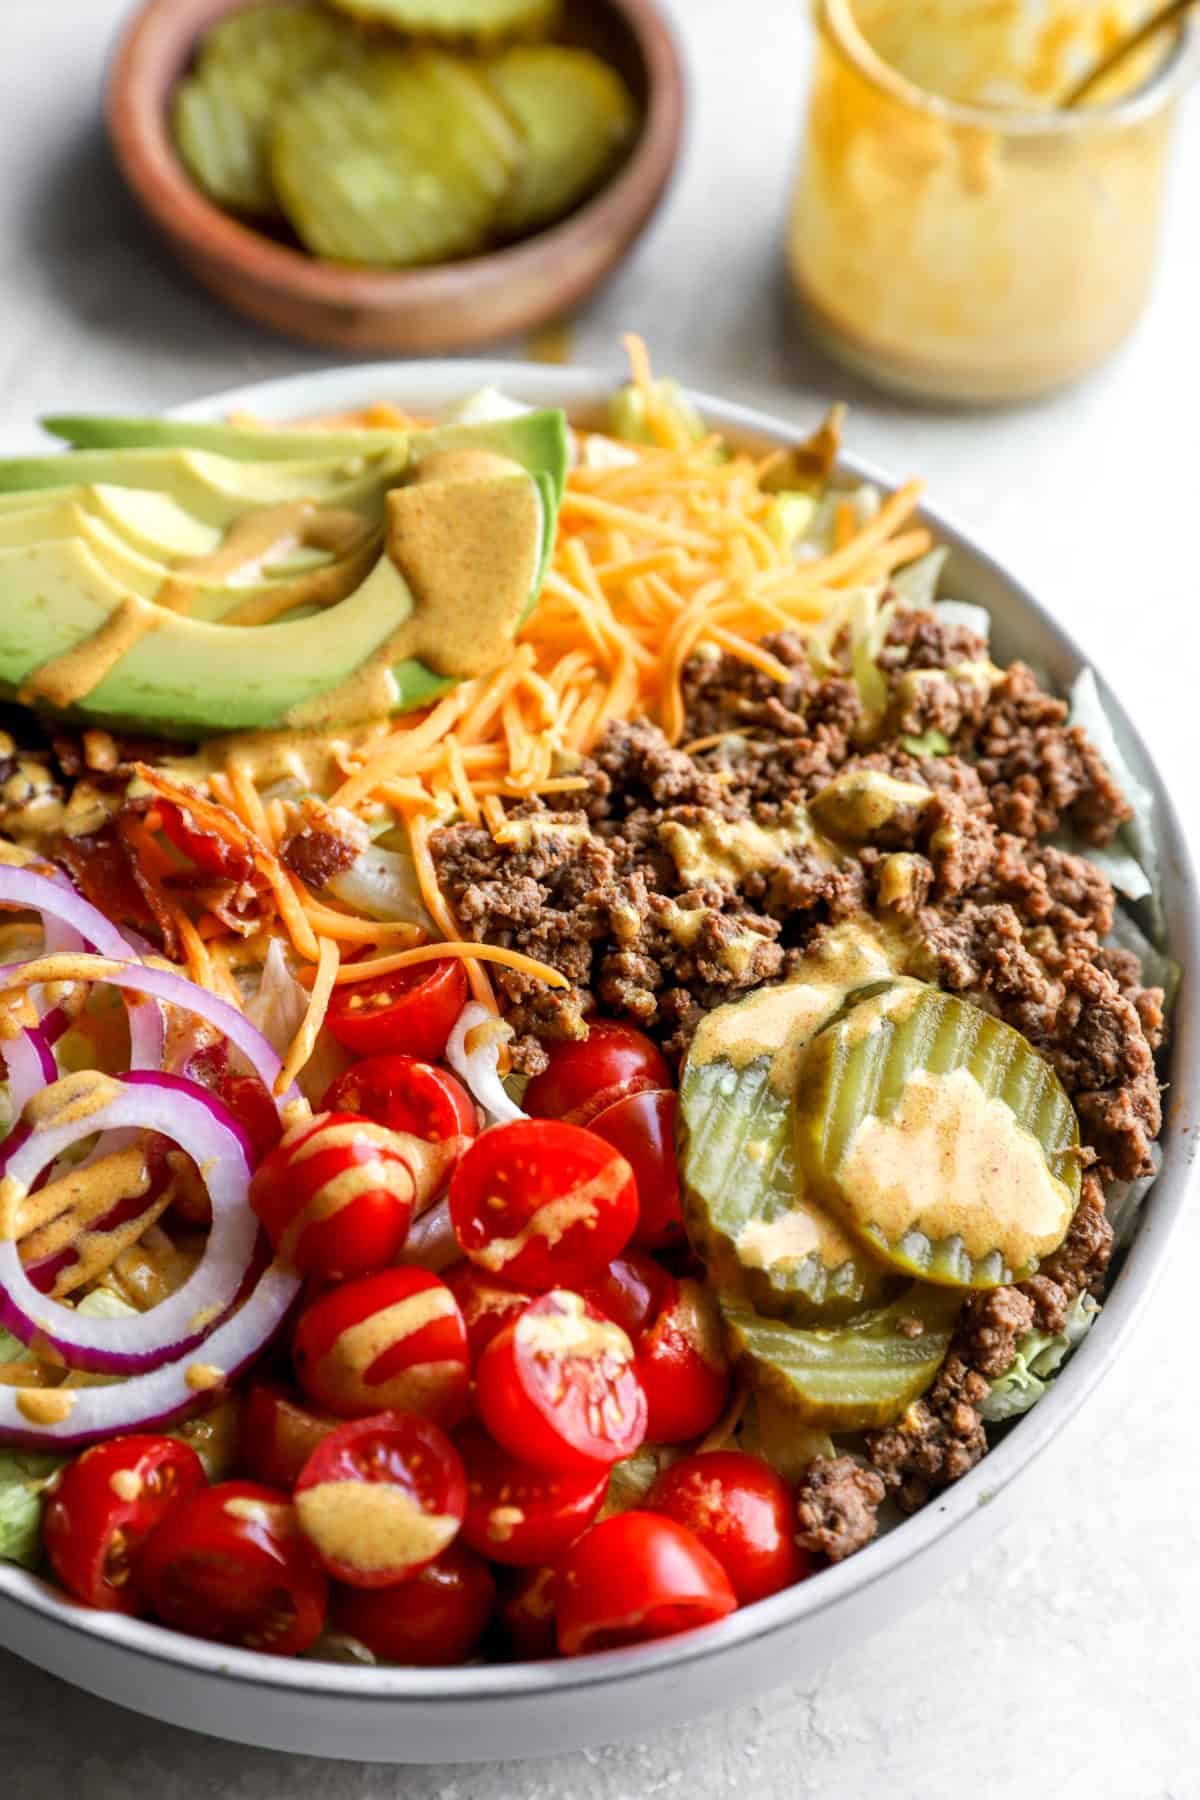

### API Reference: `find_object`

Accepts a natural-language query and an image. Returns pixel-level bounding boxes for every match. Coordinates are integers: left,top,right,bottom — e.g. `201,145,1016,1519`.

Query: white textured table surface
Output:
1,1,1198,1794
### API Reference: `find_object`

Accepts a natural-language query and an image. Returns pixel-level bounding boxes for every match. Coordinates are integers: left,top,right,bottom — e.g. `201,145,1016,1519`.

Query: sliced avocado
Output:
0,446,409,520
41,416,409,460
0,415,565,737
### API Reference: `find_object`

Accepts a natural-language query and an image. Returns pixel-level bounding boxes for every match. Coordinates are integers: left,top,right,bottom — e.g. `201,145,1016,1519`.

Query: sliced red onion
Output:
0,952,301,1112
0,1071,258,1373
0,1261,300,1449
2,1027,56,1119
401,1196,461,1273
446,1002,526,1127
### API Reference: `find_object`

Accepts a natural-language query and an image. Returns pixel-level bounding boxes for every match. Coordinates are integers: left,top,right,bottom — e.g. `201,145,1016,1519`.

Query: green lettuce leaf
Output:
979,1291,1099,1424
0,1448,66,1568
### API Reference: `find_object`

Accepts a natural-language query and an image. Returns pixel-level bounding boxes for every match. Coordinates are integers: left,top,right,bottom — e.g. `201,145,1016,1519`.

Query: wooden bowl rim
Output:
105,0,685,308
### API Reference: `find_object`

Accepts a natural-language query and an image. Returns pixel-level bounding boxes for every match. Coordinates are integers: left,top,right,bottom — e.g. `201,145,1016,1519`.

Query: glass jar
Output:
787,0,1197,403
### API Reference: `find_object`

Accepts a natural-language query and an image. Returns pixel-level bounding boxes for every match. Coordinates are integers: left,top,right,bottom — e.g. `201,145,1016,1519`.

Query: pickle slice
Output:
270,50,523,265
679,987,895,1327
325,0,560,40
172,3,353,217
720,1286,961,1431
486,47,638,236
795,984,1082,1289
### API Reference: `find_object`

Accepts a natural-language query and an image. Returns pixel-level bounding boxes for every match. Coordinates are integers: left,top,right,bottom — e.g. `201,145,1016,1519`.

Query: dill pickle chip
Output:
720,1286,961,1431
324,0,560,40
679,981,897,1327
172,2,354,216
270,50,523,265
794,984,1082,1289
486,47,638,236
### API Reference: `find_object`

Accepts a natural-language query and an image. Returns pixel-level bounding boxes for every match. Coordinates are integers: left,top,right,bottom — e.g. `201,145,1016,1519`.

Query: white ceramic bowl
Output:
0,363,1193,1763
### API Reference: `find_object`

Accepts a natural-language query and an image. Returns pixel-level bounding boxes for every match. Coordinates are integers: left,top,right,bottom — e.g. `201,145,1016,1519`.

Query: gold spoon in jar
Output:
1063,0,1197,105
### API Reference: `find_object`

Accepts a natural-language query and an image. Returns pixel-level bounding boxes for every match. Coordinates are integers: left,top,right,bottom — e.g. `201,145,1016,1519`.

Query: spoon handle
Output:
1063,0,1197,106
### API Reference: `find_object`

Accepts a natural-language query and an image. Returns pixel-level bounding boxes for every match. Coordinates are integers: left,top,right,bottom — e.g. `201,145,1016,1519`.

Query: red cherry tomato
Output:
455,1419,608,1567
292,1267,470,1426
524,1022,672,1127
444,1263,533,1362
637,1275,730,1444
589,1090,685,1251
476,1289,647,1475
325,959,468,1060
322,1054,477,1146
165,1043,284,1229
250,1111,427,1279
646,1451,811,1605
449,1119,638,1291
239,1381,340,1490
556,1512,736,1655
580,1250,668,1342
498,1563,559,1660
43,1435,206,1613
137,1480,328,1655
294,1412,466,1589
329,1542,495,1664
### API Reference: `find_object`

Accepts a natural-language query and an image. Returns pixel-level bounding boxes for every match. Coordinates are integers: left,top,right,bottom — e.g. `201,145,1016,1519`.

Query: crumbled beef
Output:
793,1456,886,1562
971,664,1131,845
278,798,366,891
957,1286,1036,1379
866,1353,991,1513
1017,1178,1114,1334
879,609,989,673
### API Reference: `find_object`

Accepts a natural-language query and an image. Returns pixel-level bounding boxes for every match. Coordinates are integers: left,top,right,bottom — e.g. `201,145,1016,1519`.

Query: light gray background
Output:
1,1,1198,1795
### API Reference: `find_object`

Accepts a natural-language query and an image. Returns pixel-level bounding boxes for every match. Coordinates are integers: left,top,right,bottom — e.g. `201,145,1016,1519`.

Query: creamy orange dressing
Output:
838,1065,1075,1262
517,1293,632,1363
294,1481,458,1572
735,1203,864,1275
658,807,823,889
156,500,367,615
109,1468,143,1502
184,1362,226,1392
19,598,160,711
16,1387,76,1425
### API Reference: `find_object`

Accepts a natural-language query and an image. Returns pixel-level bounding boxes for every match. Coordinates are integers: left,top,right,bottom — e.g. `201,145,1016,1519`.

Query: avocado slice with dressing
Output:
0,410,567,738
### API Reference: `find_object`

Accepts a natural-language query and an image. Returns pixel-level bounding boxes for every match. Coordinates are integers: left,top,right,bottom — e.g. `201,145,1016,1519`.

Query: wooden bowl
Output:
106,0,685,352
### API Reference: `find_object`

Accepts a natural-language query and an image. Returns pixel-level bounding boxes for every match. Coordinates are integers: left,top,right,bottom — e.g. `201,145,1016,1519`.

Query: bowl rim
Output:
1,359,1194,1706
104,0,686,309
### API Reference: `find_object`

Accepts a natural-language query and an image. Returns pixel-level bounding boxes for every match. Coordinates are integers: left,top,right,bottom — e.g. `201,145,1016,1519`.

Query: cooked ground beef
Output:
866,1354,992,1513
431,610,1163,1183
793,1456,886,1563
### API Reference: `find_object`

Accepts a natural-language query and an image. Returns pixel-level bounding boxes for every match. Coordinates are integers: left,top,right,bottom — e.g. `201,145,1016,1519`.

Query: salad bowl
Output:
0,361,1193,1763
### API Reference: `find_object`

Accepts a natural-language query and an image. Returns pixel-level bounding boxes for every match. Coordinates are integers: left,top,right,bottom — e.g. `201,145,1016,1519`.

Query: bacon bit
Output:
56,821,175,957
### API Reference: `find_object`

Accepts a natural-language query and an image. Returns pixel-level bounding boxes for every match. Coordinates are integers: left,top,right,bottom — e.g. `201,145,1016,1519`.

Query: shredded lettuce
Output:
0,1449,66,1567
979,1291,1099,1424
244,937,351,1103
764,491,817,556
578,434,640,471
1106,1141,1164,1250
325,844,433,930
608,378,706,448
439,387,530,427
733,1395,835,1481
901,728,951,758
599,1446,670,1518
889,548,948,611
1068,668,1162,929
935,598,991,640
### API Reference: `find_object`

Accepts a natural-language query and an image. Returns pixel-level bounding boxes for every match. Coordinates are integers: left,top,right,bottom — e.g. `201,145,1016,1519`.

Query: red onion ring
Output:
0,951,302,1112
0,1071,260,1374
2,1027,57,1119
0,1260,300,1449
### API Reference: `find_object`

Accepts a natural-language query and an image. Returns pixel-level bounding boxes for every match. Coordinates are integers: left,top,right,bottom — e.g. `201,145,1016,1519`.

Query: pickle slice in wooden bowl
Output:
719,1286,962,1431
270,50,524,266
325,0,560,39
486,46,638,236
172,2,355,217
794,983,1082,1289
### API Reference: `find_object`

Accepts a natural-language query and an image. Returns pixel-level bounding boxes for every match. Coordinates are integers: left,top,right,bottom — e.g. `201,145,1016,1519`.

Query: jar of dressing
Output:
787,0,1197,402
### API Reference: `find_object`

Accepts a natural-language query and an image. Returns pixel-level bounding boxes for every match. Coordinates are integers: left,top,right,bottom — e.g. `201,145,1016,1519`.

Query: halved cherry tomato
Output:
444,1263,533,1362
322,1054,477,1146
449,1119,638,1291
580,1250,668,1342
294,1412,466,1589
556,1512,736,1655
325,959,468,1060
329,1542,495,1664
455,1419,608,1567
43,1434,206,1613
161,1043,283,1230
524,1022,671,1127
292,1267,470,1427
476,1289,647,1475
239,1381,339,1490
646,1451,811,1605
137,1480,328,1655
250,1111,432,1279
636,1275,730,1444
498,1563,559,1660
589,1090,685,1250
